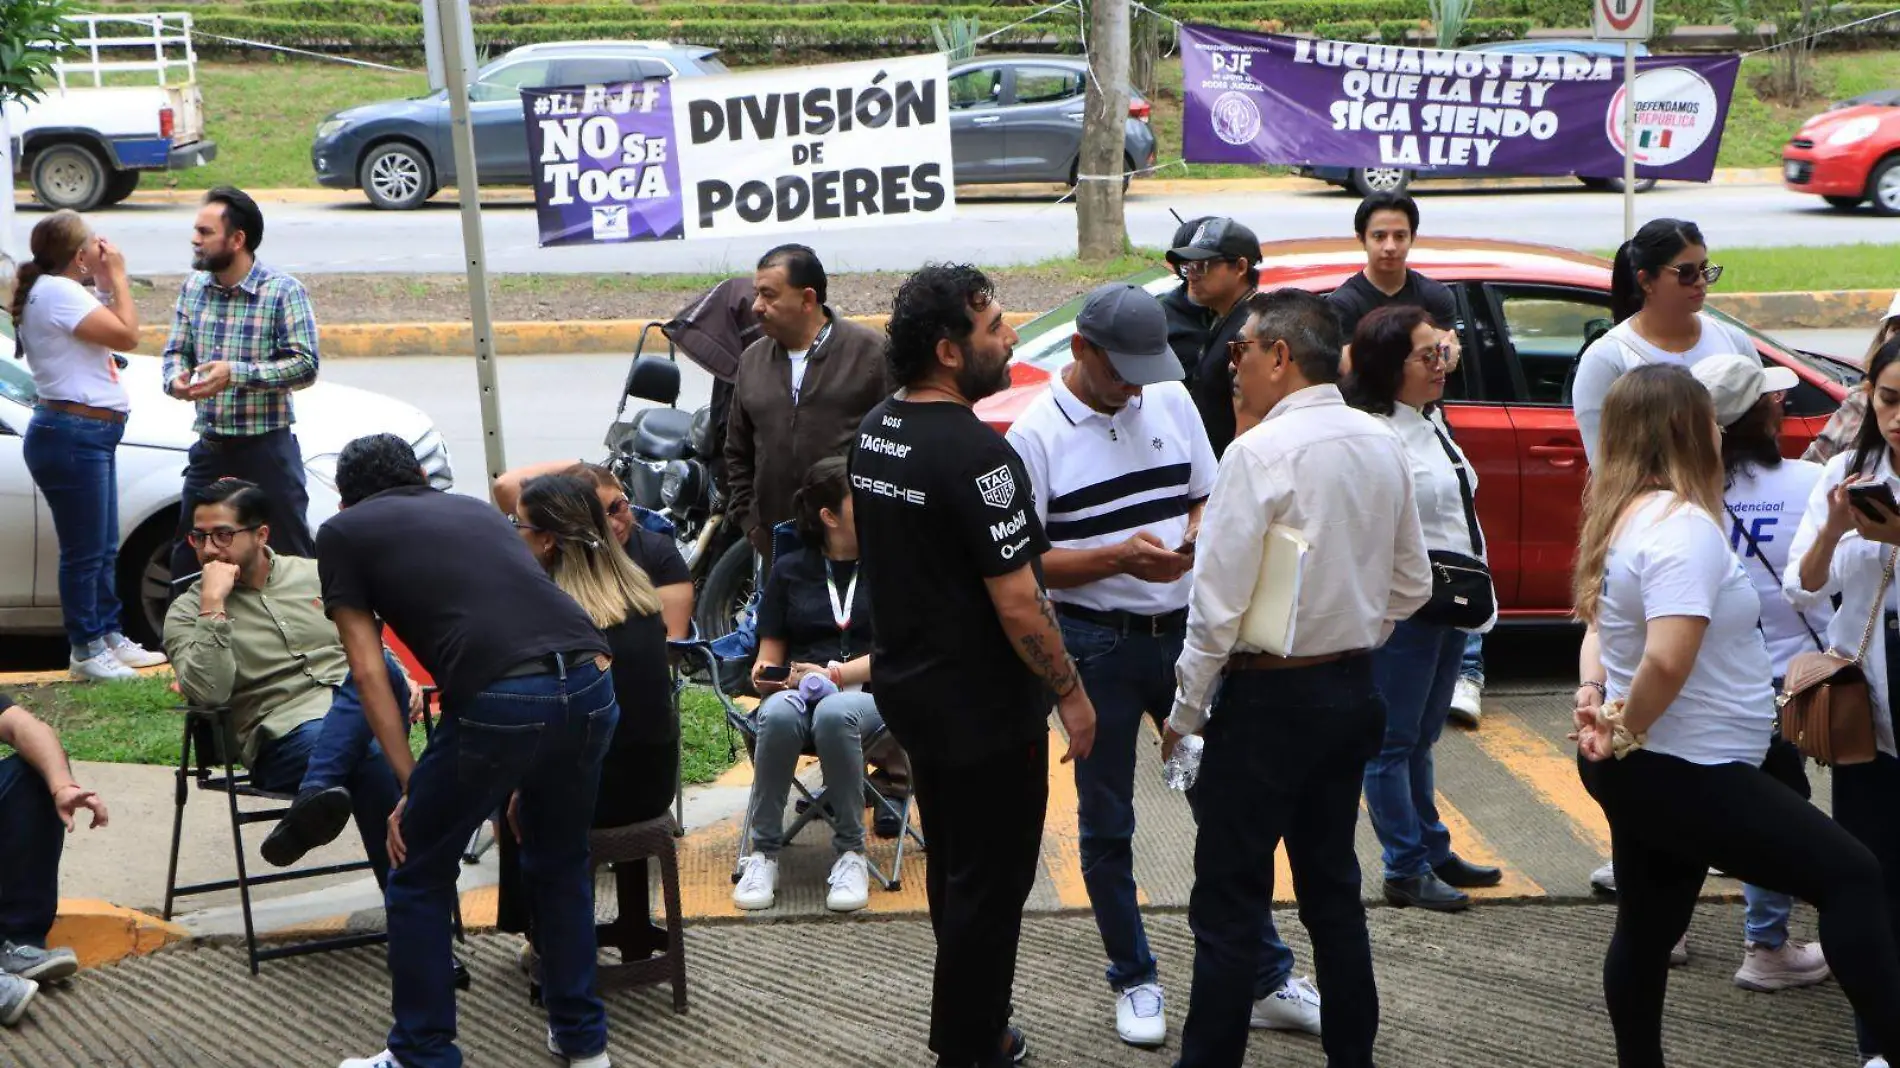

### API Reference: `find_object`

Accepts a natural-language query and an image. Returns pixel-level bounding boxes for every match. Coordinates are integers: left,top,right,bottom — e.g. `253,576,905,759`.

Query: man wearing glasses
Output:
163,477,419,879
1166,217,1263,457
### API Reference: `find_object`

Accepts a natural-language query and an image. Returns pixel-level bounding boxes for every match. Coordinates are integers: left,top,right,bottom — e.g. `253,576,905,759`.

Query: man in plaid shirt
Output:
162,187,321,588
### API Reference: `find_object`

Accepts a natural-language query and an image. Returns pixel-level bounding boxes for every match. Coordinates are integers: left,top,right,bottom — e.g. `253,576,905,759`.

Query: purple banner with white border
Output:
523,79,684,247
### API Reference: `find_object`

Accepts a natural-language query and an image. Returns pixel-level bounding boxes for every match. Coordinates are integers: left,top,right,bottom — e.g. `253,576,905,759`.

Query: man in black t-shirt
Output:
319,434,616,1068
851,264,1098,1068
1167,217,1262,457
1326,192,1459,353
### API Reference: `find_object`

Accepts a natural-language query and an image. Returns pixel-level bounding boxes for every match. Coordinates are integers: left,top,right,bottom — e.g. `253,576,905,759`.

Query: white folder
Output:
1238,524,1309,657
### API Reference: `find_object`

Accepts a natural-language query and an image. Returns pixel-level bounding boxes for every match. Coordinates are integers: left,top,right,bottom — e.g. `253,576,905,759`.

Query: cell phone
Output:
757,664,791,682
1847,482,1900,522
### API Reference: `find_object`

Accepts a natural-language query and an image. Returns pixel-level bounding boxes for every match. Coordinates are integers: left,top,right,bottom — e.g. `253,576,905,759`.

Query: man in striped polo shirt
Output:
1006,283,1320,1047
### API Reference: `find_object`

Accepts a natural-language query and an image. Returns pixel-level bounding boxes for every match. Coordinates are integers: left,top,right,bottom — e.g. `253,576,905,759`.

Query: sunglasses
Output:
1411,344,1451,367
186,526,258,548
605,497,631,517
1182,258,1237,278
1667,263,1723,285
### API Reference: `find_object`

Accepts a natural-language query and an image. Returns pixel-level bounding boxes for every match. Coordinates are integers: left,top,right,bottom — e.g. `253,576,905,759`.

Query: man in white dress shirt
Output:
1163,288,1432,1068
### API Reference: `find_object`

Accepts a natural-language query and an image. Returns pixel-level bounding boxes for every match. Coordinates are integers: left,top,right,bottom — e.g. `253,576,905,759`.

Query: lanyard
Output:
825,558,858,632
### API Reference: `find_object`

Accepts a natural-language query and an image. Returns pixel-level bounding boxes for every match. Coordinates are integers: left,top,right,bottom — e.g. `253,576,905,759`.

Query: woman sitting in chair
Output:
734,456,884,914
500,472,678,973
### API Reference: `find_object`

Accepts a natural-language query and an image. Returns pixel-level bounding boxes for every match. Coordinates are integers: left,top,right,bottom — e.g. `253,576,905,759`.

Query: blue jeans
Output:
0,755,64,946
1365,618,1465,881
1743,883,1792,948
250,654,409,886
1062,616,1295,996
385,656,617,1068
1459,631,1484,686
22,406,124,649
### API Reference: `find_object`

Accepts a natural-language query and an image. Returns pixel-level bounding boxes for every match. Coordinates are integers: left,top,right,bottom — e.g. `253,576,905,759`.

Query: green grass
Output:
679,686,737,786
1715,244,1900,294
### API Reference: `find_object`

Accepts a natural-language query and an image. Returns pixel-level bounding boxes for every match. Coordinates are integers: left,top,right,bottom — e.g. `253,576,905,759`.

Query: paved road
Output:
25,181,1888,276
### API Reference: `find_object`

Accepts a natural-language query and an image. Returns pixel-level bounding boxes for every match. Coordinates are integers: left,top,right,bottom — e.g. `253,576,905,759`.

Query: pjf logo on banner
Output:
1605,67,1722,167
1211,91,1262,146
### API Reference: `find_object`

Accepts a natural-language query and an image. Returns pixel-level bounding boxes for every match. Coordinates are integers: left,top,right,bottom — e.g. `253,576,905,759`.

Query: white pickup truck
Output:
4,11,218,211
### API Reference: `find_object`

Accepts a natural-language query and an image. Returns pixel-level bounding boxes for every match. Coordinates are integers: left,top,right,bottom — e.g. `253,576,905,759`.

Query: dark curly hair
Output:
336,433,426,507
884,263,994,389
1343,304,1434,417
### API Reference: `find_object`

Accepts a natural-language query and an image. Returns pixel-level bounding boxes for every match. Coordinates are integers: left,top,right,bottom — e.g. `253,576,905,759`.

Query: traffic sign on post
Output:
1594,0,1654,41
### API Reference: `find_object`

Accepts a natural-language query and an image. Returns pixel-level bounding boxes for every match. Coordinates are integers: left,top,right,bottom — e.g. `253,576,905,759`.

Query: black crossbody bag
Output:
1413,421,1496,629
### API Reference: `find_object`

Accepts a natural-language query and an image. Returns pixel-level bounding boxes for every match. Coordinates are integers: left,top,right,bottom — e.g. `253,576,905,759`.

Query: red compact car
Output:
1781,89,1900,215
974,238,1856,624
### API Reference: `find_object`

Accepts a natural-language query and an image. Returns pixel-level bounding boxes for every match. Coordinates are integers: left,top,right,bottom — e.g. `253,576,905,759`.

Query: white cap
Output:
1886,290,1900,323
1691,354,1801,427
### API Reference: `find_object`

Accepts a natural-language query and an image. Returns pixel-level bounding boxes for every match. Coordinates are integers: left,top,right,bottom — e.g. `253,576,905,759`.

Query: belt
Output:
1055,602,1188,637
199,427,289,451
1224,649,1367,674
495,649,607,680
38,399,127,424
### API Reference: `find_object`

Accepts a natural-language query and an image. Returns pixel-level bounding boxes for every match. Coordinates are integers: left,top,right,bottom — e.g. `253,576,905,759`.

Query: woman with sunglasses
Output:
1573,218,1758,472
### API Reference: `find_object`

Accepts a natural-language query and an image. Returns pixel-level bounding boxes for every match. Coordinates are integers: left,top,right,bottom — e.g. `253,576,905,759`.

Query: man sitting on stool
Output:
164,478,418,880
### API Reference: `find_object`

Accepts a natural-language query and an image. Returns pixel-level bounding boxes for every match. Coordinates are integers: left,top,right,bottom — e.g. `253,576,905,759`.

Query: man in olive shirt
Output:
164,478,413,880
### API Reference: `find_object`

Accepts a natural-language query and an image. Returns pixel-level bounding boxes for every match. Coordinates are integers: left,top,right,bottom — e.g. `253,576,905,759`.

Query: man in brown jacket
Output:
726,244,890,560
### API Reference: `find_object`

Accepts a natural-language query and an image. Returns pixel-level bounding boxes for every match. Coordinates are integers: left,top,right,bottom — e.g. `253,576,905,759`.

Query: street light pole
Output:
430,0,508,482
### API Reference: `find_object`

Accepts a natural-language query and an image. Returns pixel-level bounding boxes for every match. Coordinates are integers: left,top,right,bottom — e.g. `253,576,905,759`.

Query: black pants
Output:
170,428,314,590
1833,752,1900,1057
1580,748,1900,1067
1176,657,1386,1068
911,730,1048,1068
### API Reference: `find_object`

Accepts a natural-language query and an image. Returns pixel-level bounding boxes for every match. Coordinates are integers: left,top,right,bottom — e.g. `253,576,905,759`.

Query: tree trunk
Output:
1077,0,1130,262
1,111,18,262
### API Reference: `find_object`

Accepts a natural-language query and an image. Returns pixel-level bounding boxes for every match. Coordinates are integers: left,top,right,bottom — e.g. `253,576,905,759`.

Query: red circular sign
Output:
1600,0,1644,32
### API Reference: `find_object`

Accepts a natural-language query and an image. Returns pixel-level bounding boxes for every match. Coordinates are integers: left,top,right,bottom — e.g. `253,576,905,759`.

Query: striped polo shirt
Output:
1007,369,1218,615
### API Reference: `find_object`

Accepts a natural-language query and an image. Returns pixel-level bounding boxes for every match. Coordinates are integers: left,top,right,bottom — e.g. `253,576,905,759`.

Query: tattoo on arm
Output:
1014,585,1080,698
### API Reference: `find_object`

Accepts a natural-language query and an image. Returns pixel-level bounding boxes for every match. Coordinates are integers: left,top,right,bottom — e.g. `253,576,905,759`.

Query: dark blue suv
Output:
311,41,727,209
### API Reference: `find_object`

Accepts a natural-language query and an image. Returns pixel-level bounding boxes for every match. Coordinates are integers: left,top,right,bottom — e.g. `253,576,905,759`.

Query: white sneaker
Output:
1671,934,1690,967
0,974,37,1027
69,649,138,682
1115,982,1166,1047
338,1052,403,1068
546,1026,611,1067
1735,939,1831,991
1250,975,1322,1035
1865,1057,1889,1067
106,632,167,669
1590,861,1617,895
732,854,778,911
1449,677,1483,726
825,851,871,913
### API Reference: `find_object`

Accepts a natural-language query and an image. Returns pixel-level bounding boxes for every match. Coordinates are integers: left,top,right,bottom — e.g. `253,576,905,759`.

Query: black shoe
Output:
261,786,353,867
1004,1025,1027,1064
1433,853,1504,889
1384,872,1471,912
874,803,903,840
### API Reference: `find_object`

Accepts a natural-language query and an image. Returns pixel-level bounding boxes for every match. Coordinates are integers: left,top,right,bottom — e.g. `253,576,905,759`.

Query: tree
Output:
1077,0,1130,262
1,0,78,257
1718,0,1844,103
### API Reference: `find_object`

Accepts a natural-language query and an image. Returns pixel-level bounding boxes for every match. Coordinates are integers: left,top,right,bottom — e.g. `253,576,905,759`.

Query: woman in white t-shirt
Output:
7,210,166,681
1571,217,1759,469
1785,333,1900,1068
1573,364,1900,1068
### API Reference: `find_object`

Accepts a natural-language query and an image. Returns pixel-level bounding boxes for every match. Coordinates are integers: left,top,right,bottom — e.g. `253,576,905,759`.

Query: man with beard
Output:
850,264,1097,1068
161,186,321,588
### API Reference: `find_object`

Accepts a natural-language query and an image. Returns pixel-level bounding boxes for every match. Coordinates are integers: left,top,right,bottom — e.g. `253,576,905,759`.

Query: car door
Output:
1000,64,1088,182
1430,284,1524,610
1477,282,1609,614
948,64,1008,182
468,58,555,183
0,371,37,607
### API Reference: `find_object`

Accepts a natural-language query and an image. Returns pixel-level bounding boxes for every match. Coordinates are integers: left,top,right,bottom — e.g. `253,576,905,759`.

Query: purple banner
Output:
522,80,684,247
1180,25,1741,181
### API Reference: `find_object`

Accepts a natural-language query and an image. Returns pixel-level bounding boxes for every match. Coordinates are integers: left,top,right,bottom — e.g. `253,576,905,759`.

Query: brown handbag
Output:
1777,545,1896,767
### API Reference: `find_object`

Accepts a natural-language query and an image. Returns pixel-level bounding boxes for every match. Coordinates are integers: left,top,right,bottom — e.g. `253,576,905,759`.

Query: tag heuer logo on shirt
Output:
975,465,1016,509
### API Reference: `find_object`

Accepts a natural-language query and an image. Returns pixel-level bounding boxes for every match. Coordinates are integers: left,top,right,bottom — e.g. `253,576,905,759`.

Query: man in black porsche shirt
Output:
851,264,1098,1068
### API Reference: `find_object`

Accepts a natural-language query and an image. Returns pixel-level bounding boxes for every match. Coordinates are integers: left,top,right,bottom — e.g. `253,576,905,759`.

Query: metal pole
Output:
1622,39,1636,241
431,0,508,482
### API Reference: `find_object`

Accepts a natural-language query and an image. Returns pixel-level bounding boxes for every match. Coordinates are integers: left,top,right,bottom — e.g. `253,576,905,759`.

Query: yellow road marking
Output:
1041,724,1093,909
1467,704,1613,857
1434,791,1546,899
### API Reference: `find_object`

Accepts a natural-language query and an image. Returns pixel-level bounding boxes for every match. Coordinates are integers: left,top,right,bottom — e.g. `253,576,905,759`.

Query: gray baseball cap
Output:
1075,282,1182,387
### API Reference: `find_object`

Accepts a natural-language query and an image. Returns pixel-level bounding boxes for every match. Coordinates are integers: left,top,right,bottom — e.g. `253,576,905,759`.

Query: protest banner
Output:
522,54,955,247
1179,24,1741,182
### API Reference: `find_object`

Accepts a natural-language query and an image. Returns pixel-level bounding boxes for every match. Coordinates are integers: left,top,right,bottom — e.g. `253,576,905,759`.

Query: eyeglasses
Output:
186,526,258,548
508,514,545,534
1410,342,1452,367
1669,263,1723,285
605,497,631,518
1182,259,1236,278
1227,336,1259,361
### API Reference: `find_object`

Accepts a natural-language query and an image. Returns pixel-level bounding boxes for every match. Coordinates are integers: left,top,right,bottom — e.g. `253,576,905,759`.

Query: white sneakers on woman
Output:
732,855,778,911
825,852,871,913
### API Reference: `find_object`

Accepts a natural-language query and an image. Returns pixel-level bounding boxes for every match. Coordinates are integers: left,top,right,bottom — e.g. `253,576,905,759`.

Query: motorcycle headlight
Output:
659,459,701,510
1826,116,1880,147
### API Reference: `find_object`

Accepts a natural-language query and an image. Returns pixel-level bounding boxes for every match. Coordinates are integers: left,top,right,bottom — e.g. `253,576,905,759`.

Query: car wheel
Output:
100,169,142,206
1870,156,1900,218
116,515,177,651
1580,176,1657,193
694,537,755,644
31,143,109,211
359,142,434,211
1349,167,1411,196
1823,195,1865,210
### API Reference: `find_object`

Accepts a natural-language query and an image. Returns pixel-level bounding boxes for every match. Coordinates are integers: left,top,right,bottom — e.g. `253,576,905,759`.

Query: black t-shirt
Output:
624,525,691,588
850,398,1053,764
757,547,874,668
1185,299,1251,458
602,611,676,745
317,486,608,708
1327,269,1457,340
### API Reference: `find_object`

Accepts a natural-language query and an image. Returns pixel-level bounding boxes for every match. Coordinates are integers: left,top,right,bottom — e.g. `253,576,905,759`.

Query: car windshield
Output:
1706,308,1863,387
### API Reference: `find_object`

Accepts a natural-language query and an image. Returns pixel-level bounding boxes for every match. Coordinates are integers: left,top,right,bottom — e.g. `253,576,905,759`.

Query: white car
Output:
0,330,453,649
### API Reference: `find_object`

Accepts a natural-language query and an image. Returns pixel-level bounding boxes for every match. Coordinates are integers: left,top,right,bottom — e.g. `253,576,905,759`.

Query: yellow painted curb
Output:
0,664,172,687
47,900,189,970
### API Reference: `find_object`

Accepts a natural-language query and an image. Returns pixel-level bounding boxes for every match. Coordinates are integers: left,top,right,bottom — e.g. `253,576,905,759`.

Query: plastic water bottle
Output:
1163,734,1205,792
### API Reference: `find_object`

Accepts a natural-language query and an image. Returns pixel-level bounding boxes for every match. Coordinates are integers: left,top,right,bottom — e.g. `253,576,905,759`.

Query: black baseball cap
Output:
1166,217,1261,267
1075,283,1182,387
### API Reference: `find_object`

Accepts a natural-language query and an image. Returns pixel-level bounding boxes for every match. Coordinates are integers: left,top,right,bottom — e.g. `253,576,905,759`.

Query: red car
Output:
975,238,1856,624
1781,89,1900,216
